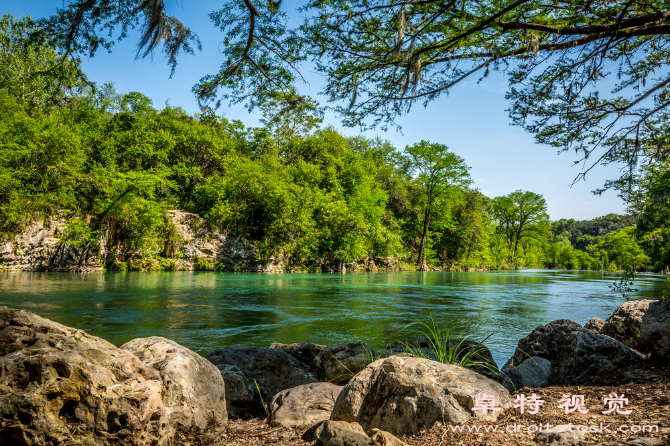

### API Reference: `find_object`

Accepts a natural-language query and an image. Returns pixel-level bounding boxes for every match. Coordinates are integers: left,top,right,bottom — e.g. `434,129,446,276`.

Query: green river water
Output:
1,270,668,365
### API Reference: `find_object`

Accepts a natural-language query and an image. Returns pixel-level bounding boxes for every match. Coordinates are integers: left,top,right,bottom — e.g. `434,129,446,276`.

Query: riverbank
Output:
0,297,668,446
180,378,670,445
4,211,661,274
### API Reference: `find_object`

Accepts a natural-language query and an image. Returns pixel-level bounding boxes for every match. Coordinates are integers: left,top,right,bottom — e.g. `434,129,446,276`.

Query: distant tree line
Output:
0,14,668,273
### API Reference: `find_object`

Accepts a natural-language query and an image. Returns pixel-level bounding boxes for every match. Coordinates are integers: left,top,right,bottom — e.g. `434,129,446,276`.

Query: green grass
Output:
391,314,499,377
253,379,269,417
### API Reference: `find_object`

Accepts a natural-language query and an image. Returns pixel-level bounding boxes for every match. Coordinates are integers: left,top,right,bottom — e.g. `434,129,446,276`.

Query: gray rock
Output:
640,298,670,360
215,364,255,417
121,336,227,430
584,317,605,332
501,356,551,391
602,300,653,352
316,342,375,384
269,382,342,427
331,356,512,437
534,431,586,445
206,345,317,417
315,420,371,446
508,319,646,385
0,307,171,446
268,342,325,372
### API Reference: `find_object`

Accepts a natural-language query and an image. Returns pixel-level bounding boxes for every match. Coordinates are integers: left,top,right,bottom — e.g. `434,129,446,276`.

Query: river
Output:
1,270,667,365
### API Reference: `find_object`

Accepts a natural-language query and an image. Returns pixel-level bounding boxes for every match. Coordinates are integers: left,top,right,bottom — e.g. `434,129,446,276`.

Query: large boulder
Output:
501,356,551,392
316,342,375,384
269,382,342,427
640,298,670,361
121,337,227,430
0,307,170,446
508,319,646,385
331,356,512,437
268,342,325,373
206,345,317,417
601,300,653,352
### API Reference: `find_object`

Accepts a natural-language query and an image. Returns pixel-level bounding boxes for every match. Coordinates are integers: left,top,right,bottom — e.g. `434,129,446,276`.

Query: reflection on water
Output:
1,270,668,365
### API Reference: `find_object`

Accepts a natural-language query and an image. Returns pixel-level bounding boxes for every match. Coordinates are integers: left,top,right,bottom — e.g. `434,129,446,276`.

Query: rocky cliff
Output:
0,210,399,273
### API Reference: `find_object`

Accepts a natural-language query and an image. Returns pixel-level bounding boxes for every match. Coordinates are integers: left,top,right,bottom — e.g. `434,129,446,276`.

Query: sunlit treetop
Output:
37,0,670,188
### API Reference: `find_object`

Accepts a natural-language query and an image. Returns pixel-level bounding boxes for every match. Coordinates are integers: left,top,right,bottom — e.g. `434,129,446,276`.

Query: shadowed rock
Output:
501,356,551,392
206,345,317,418
508,319,646,385
268,342,325,372
640,298,670,361
316,342,375,384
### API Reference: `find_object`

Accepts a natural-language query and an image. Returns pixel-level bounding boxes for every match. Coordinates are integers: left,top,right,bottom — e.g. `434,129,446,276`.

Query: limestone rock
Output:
584,317,605,332
0,307,170,446
601,300,653,352
0,214,106,271
501,356,551,392
206,345,317,417
315,420,371,446
121,336,227,430
268,342,325,372
534,431,586,445
508,319,645,385
330,356,512,437
269,382,342,427
316,343,375,384
367,428,408,446
640,298,670,360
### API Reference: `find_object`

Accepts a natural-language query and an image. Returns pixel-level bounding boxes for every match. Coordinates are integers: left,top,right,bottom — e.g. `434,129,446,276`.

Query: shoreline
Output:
2,267,666,274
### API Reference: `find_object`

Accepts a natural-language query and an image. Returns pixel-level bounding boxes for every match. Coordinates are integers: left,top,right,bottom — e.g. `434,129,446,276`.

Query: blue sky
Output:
4,1,628,221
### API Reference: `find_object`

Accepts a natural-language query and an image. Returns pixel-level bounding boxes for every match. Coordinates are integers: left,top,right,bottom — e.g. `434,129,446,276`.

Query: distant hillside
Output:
551,213,638,250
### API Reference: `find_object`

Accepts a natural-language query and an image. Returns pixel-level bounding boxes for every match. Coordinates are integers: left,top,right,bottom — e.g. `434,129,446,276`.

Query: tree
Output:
0,14,87,112
598,226,650,272
402,141,470,270
491,190,550,266
258,92,324,152
41,1,670,189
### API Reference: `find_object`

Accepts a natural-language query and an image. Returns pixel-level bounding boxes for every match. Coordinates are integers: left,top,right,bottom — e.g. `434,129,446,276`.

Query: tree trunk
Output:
77,241,92,266
417,208,430,270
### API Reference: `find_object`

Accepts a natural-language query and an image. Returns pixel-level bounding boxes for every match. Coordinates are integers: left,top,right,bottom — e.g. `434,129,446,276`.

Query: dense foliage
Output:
1,14,668,272
40,1,670,193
